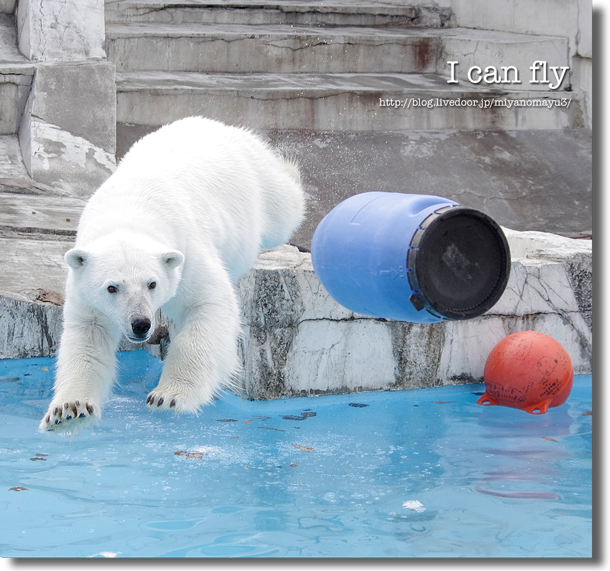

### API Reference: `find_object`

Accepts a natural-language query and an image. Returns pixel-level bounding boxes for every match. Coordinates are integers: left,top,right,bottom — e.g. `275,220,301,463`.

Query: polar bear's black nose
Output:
131,317,151,337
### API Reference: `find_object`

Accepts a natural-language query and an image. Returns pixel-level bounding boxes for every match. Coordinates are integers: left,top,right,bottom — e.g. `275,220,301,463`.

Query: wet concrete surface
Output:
118,125,593,250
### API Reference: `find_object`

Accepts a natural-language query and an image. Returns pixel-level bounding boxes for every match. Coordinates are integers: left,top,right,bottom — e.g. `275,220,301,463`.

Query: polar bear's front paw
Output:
146,387,202,415
39,399,99,434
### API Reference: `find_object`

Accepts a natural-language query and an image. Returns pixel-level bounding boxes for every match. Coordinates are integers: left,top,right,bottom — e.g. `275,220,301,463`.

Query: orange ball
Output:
477,331,573,414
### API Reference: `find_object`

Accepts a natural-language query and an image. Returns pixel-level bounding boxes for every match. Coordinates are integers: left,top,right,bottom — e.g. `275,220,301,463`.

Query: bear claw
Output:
146,390,186,414
146,388,202,415
39,399,98,434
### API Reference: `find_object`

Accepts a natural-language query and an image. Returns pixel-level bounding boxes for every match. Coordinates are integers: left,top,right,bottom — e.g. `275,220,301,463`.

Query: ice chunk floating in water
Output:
402,500,426,513
0,350,592,557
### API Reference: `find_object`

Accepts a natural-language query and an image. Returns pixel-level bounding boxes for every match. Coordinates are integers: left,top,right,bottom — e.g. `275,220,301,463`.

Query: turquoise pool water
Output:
0,350,592,558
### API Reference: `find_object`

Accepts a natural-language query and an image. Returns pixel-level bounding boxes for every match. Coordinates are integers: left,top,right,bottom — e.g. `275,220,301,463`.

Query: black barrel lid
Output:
407,206,510,320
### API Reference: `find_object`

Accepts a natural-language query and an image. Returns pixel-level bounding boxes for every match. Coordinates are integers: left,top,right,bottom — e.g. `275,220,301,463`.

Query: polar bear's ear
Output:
65,248,89,269
162,250,184,269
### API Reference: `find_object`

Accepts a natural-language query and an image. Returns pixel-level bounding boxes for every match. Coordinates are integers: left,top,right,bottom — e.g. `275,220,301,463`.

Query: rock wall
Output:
233,231,591,400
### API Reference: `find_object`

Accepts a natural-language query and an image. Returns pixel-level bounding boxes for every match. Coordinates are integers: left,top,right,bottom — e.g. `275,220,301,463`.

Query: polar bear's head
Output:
65,233,184,343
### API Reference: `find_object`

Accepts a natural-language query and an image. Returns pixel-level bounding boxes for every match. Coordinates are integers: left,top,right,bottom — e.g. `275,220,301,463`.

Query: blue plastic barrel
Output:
311,192,510,323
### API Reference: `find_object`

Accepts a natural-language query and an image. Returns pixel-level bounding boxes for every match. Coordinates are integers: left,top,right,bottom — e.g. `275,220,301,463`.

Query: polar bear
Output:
40,117,305,434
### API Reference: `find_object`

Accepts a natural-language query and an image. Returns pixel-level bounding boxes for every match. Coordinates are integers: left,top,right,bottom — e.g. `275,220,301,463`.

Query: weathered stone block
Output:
18,62,116,196
16,0,105,61
0,234,69,359
0,290,63,359
234,237,592,400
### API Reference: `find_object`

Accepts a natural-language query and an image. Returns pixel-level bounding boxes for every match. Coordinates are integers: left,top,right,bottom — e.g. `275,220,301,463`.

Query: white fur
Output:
40,117,305,434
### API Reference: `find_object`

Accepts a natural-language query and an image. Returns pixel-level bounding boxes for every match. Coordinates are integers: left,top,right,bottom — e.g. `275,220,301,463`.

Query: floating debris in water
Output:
174,450,204,459
349,403,368,408
254,416,271,420
582,411,592,416
292,444,315,452
35,453,48,457
433,401,453,404
30,457,46,461
259,427,285,432
541,437,559,443
244,420,253,424
283,411,317,421
9,487,27,492
217,419,238,422
289,464,298,468
476,488,558,500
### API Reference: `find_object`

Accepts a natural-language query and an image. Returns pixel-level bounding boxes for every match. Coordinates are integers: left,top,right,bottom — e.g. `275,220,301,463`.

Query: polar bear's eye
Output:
107,285,118,294
148,282,157,290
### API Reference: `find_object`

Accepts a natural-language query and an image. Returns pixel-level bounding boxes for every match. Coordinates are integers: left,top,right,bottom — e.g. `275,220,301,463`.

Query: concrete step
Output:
104,0,453,28
105,23,569,89
116,71,584,131
0,192,83,238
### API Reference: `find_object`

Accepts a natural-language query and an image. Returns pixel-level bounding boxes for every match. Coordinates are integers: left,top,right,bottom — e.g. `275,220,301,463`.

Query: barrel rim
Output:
413,206,511,320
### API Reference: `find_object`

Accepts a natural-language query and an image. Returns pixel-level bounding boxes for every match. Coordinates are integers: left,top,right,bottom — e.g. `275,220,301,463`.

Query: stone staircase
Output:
106,0,580,134
0,1,592,230
0,0,593,398
104,0,591,249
